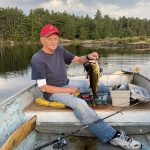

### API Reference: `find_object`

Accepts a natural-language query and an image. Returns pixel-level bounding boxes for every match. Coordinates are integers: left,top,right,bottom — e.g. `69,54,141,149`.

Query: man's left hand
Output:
87,52,99,60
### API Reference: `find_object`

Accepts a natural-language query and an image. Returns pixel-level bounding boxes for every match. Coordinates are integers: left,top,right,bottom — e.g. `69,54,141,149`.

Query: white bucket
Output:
111,90,130,107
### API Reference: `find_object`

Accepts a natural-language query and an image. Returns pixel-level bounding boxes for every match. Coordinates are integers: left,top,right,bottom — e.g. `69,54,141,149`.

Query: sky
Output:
0,0,150,19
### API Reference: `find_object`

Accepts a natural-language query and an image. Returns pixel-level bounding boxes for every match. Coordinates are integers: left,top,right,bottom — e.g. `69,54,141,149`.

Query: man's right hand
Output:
68,87,79,94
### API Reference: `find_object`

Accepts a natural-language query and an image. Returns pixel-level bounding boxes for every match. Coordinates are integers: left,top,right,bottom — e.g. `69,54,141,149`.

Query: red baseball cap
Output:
40,24,60,37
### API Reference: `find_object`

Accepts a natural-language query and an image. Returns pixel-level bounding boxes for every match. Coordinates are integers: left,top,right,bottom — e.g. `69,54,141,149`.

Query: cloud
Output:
38,0,92,16
37,0,150,19
0,0,150,19
102,0,150,19
0,0,48,14
100,0,140,8
126,0,150,19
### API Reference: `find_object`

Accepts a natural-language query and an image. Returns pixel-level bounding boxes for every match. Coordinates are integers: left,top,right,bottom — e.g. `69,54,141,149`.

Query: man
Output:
31,24,142,150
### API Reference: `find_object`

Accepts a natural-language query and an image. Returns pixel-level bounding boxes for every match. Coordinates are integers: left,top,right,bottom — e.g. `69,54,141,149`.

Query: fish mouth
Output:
89,60,96,63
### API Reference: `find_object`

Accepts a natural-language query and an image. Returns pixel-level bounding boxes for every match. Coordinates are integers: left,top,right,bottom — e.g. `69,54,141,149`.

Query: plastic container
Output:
110,90,130,107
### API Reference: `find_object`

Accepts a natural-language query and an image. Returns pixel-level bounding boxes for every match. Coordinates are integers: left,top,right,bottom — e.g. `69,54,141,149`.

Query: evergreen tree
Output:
0,7,150,41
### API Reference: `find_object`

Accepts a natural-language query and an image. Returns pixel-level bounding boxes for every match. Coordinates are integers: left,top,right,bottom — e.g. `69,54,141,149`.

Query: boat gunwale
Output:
1,72,149,108
0,83,36,107
136,73,150,82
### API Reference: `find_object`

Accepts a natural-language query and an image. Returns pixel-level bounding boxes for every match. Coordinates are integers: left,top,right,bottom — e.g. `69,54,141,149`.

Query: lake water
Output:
0,44,150,102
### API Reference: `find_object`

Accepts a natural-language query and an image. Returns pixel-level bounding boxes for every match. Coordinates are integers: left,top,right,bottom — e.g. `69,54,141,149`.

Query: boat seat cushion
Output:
35,97,67,108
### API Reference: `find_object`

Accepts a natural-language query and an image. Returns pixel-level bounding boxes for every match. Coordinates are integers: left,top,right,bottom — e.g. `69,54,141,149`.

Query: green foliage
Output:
0,7,150,42
117,36,147,44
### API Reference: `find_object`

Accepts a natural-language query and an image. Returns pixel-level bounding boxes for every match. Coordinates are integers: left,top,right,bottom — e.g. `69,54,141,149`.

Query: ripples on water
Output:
0,44,150,101
68,54,150,76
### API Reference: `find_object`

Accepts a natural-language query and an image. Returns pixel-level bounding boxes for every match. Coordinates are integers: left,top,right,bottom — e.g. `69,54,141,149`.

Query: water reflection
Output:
0,44,150,101
66,44,150,57
0,44,39,76
0,44,150,77
67,54,150,76
0,68,35,103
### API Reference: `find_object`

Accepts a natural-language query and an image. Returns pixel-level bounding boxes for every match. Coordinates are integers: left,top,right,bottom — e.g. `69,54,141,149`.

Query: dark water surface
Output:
0,44,150,102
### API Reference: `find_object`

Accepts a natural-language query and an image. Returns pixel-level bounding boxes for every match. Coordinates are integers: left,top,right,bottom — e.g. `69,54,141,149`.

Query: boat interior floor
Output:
34,133,150,150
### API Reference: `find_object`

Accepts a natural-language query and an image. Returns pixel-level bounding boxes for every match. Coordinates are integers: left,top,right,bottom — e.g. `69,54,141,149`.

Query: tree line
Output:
0,7,150,41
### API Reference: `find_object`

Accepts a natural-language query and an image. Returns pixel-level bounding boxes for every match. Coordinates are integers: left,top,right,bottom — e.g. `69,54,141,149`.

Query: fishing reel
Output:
83,62,103,77
53,138,68,150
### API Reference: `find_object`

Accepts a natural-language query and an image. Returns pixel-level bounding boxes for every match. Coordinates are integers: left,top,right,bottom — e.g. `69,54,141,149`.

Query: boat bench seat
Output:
24,101,150,135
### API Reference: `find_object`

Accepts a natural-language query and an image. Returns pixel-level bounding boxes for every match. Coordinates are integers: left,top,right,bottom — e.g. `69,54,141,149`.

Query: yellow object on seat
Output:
73,92,80,97
35,97,66,108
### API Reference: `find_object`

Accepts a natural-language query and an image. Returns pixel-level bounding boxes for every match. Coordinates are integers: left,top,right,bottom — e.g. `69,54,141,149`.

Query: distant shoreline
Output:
1,37,150,50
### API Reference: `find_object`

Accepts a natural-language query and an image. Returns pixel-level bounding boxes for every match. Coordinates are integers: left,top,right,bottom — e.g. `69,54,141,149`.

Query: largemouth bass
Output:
89,60,100,105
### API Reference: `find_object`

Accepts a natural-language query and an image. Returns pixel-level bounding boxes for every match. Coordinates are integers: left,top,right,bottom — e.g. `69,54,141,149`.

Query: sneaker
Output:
110,130,142,150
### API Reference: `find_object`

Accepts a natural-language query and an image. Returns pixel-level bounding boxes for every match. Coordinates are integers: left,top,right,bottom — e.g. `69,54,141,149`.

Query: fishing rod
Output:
34,100,144,150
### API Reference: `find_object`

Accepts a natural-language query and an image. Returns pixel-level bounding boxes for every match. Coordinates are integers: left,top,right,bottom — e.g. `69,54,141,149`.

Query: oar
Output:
34,100,145,150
